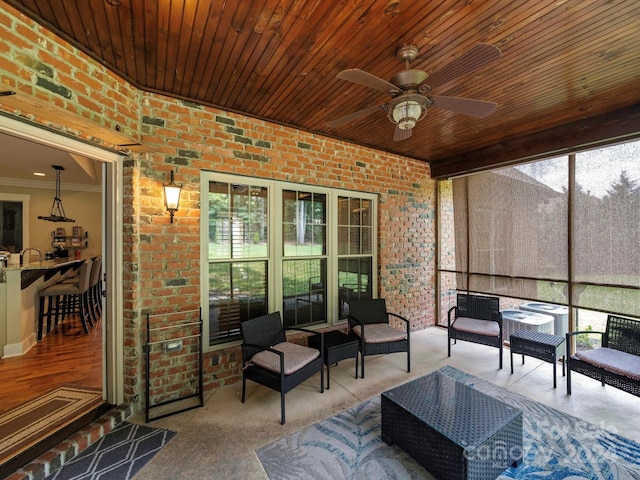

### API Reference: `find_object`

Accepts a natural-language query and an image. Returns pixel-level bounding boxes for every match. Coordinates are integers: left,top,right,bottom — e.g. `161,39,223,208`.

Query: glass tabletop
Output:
382,372,521,448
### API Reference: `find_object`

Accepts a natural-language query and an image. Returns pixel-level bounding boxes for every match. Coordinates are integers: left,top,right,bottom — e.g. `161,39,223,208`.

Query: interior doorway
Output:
0,113,124,409
0,182,102,412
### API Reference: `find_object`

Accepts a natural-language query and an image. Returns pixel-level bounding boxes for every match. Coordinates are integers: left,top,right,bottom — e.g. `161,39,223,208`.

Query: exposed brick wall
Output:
135,94,436,401
0,5,140,144
0,3,437,413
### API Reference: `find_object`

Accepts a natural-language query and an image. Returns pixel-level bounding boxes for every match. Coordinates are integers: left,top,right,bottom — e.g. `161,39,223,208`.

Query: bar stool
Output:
35,272,65,340
38,258,93,339
60,258,93,326
60,264,80,282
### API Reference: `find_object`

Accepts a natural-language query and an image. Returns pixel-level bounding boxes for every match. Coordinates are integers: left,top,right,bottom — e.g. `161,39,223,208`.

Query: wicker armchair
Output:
240,311,324,424
448,293,503,369
566,314,640,396
348,298,411,378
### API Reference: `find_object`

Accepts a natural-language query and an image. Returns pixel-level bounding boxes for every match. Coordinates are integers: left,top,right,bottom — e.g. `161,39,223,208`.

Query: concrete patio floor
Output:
132,326,640,479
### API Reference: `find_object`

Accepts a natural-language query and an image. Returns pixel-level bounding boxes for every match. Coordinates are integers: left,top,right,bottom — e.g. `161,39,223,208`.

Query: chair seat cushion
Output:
575,347,640,380
452,317,500,337
352,324,407,344
251,341,319,375
39,282,81,296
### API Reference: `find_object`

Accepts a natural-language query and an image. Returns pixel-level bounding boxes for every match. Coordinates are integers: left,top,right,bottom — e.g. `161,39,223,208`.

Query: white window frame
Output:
200,172,378,352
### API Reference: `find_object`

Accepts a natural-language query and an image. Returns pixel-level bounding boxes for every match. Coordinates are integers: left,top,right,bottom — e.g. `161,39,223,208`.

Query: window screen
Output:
445,139,640,318
573,143,640,315
452,157,569,302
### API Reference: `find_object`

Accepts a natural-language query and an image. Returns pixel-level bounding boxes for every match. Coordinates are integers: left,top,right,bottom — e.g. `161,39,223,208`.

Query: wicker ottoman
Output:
381,372,523,480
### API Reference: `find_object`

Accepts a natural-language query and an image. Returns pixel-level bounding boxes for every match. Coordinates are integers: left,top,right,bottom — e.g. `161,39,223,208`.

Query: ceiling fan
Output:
327,43,502,141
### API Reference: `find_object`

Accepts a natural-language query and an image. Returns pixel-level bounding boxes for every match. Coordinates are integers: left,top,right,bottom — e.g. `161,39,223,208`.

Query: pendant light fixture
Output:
38,165,76,222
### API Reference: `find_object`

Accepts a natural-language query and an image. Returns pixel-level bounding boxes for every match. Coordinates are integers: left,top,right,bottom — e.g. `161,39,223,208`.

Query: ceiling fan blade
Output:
337,69,401,95
327,104,385,127
421,44,501,90
431,95,497,118
394,125,413,141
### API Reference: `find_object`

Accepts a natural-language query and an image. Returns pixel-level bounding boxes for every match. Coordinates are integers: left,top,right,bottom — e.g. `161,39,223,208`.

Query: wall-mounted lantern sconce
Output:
163,170,182,223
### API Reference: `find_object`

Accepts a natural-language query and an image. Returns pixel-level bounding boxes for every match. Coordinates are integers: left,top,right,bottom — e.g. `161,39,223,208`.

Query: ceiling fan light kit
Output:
392,100,424,130
328,43,502,141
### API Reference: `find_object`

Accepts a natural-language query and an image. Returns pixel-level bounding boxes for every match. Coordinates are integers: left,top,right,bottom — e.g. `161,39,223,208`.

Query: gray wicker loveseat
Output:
566,314,640,396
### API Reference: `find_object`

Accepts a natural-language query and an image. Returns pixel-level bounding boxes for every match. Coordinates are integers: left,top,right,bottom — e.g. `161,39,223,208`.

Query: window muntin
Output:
337,196,374,319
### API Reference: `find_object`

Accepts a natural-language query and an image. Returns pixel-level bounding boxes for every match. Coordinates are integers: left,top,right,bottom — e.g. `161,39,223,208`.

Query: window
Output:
0,195,29,253
337,196,373,318
573,143,640,316
448,156,569,299
201,173,377,349
282,190,327,327
205,180,269,345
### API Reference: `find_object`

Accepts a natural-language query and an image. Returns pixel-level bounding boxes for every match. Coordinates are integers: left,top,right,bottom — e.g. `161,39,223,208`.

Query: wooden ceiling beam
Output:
430,103,640,179
0,90,146,152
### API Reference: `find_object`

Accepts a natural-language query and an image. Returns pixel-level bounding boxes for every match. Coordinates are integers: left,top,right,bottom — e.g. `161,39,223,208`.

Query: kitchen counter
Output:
1,257,85,358
4,256,83,271
3,257,84,289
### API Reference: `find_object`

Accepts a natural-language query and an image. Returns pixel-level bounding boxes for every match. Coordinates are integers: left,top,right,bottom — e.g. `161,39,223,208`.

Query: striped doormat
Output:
0,385,103,466
45,422,176,479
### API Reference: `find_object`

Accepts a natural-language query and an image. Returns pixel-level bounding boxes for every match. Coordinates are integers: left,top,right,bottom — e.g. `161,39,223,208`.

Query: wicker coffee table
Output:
510,329,566,388
381,372,523,480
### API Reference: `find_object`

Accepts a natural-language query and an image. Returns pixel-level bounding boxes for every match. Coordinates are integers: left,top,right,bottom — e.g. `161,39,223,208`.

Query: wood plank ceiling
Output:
4,0,640,177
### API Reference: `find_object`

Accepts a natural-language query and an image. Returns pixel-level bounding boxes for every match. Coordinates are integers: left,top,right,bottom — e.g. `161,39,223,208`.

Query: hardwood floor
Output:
0,314,103,413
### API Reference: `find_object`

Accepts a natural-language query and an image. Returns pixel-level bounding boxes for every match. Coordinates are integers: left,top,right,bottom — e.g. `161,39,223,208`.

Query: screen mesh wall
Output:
446,140,640,318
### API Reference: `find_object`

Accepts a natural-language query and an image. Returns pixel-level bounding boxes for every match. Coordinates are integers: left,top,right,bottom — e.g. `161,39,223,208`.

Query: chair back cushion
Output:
352,323,407,343
251,342,320,375
77,259,93,294
350,299,388,325
90,256,102,287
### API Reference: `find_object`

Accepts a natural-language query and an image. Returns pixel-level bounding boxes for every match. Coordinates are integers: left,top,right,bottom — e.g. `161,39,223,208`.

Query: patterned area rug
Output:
257,366,640,479
45,422,176,479
0,385,103,465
